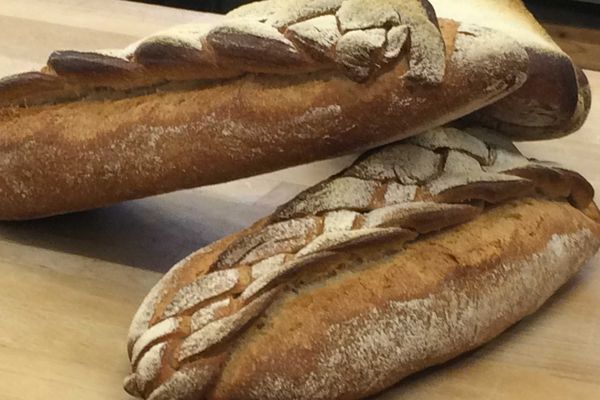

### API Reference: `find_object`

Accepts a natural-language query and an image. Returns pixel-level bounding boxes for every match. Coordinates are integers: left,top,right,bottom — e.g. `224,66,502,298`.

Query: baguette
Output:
0,0,532,220
124,126,600,400
430,0,591,139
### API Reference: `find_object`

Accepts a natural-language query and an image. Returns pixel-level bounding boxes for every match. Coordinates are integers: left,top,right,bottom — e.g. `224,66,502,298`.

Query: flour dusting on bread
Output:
125,126,597,399
246,228,596,399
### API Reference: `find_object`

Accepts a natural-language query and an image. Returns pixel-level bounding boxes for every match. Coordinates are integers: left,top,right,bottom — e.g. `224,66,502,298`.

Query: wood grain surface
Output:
544,23,600,71
0,1,598,399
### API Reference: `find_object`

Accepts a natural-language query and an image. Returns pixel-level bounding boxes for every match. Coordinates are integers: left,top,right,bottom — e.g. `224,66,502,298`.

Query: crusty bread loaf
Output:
0,0,533,220
124,126,600,400
430,0,591,139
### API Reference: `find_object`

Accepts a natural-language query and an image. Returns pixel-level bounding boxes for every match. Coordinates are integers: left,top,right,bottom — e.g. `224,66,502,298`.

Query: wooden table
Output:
0,1,599,399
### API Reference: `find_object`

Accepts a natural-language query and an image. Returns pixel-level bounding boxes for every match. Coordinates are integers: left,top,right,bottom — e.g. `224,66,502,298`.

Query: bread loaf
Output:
124,126,600,400
0,0,533,220
430,0,591,139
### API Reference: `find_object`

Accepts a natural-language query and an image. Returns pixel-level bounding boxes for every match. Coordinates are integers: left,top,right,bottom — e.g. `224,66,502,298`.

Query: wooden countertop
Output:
0,1,599,399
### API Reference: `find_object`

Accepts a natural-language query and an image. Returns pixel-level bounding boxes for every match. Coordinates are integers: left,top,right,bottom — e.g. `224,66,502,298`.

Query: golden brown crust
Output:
214,198,600,400
0,20,528,220
0,1,586,221
124,128,599,400
0,72,74,107
126,199,600,400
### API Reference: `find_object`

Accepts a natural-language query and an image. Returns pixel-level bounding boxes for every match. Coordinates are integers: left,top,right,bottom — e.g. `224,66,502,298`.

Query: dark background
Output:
131,0,246,13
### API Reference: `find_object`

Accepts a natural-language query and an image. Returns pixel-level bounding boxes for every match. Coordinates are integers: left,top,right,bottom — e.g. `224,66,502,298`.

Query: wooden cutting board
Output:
0,1,599,399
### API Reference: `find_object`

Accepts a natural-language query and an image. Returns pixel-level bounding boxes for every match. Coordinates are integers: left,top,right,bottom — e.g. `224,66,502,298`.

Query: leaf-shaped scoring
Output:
125,125,594,399
1,0,445,108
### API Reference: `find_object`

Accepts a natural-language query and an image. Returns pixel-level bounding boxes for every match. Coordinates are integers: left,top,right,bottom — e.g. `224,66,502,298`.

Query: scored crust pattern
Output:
124,126,594,400
0,0,445,108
